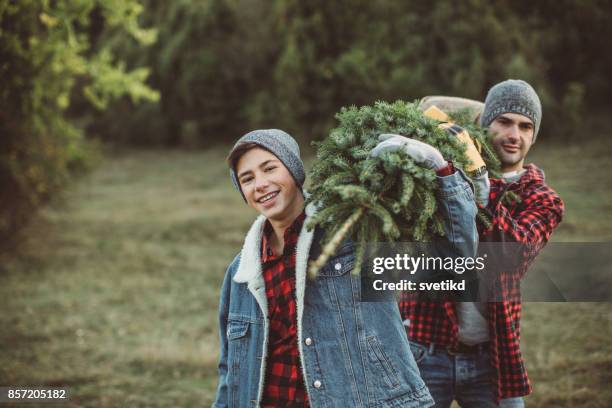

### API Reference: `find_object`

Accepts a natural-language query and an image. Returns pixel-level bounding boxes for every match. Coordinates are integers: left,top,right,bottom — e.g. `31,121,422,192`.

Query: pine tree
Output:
306,100,499,277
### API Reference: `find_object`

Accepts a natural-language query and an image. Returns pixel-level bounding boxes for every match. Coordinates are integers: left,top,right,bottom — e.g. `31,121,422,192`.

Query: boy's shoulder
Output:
226,252,242,277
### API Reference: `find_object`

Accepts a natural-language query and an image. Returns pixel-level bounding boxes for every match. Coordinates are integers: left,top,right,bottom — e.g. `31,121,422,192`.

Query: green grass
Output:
1,139,611,407
529,137,612,241
519,139,612,407
0,149,255,407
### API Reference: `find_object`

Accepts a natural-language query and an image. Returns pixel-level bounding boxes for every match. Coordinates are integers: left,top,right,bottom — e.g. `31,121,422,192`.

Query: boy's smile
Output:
256,190,280,207
236,147,304,223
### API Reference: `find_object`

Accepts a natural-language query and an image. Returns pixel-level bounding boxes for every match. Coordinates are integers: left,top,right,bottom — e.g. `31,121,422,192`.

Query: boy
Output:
214,128,477,407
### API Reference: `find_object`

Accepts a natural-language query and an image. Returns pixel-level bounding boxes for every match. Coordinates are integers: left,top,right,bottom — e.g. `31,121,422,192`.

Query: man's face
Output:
235,147,303,222
488,112,535,172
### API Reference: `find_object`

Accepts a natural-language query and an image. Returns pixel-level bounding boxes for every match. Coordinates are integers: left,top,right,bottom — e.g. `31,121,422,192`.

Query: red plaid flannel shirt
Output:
399,164,564,401
260,211,309,408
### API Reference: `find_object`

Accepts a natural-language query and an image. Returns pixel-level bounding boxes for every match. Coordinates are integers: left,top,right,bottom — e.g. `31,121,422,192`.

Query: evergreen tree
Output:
0,0,158,244
306,100,499,276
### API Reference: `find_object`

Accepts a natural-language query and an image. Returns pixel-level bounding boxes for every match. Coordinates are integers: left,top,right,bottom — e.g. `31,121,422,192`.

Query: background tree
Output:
92,0,612,148
4,0,612,243
0,0,158,244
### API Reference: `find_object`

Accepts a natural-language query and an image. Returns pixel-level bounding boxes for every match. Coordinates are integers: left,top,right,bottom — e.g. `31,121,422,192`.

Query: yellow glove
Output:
423,106,485,173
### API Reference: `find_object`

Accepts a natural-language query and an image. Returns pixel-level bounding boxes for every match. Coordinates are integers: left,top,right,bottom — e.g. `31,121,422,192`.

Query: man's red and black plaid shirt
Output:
399,164,564,401
260,211,309,408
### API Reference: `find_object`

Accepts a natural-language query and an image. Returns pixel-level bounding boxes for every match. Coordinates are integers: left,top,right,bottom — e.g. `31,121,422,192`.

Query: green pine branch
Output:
306,100,502,277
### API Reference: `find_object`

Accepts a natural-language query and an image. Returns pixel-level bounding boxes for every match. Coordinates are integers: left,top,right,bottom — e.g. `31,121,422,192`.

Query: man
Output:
400,79,565,407
213,128,477,407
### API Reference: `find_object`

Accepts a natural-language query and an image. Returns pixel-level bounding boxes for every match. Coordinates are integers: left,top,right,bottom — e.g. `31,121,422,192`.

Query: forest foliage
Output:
2,0,611,243
93,0,612,146
0,0,158,242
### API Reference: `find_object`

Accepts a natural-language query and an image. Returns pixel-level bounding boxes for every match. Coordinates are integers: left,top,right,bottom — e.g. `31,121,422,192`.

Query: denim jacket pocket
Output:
227,319,249,340
316,241,356,278
366,335,400,389
227,319,250,373
312,250,360,307
317,255,355,277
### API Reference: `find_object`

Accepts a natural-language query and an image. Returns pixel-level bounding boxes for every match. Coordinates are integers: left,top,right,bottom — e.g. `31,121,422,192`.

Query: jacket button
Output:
305,337,313,346
313,380,322,388
334,262,342,270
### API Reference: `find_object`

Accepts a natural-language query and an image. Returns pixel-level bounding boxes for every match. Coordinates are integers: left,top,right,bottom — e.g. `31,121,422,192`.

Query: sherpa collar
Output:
233,203,317,284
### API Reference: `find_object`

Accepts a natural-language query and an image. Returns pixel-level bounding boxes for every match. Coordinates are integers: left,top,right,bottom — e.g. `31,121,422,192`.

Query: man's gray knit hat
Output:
480,79,542,141
229,129,305,201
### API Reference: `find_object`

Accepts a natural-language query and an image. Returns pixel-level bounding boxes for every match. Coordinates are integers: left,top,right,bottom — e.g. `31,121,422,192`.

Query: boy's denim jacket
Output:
213,171,477,408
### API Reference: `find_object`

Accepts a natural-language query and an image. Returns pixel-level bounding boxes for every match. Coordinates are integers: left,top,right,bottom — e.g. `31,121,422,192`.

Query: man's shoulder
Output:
490,163,564,213
521,163,546,185
521,164,562,200
514,164,564,220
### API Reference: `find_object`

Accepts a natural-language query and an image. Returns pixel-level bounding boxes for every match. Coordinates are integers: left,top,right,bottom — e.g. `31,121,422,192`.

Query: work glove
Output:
422,105,490,206
438,124,489,205
371,134,447,171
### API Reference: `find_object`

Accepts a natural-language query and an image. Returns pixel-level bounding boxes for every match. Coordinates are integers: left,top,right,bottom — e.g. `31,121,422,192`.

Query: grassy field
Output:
1,139,611,407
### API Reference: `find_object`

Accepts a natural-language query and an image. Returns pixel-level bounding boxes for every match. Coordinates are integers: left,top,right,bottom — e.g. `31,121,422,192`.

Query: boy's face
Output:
488,112,535,172
235,147,303,222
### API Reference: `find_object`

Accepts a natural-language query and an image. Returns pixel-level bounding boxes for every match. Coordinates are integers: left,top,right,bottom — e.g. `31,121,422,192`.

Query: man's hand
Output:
438,123,486,173
371,134,447,171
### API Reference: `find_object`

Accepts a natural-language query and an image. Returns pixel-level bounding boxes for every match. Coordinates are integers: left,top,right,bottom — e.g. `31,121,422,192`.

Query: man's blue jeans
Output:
409,341,525,408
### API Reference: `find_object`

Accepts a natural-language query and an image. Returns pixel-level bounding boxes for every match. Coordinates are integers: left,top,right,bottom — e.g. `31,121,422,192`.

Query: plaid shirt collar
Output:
261,211,306,262
492,163,545,188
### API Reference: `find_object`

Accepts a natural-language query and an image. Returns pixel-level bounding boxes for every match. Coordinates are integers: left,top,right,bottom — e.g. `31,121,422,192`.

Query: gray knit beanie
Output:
229,129,305,201
480,79,542,141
